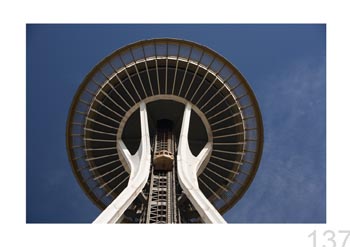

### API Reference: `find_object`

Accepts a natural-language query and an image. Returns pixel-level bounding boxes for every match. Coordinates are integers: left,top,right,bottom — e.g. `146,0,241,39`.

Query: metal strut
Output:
145,168,174,223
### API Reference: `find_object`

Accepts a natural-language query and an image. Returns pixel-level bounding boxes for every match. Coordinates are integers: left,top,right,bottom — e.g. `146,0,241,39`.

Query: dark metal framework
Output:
66,38,264,222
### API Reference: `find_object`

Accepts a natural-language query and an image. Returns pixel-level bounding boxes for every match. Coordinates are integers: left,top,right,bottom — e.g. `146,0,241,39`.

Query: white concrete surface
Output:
94,101,226,223
177,103,227,224
93,102,151,223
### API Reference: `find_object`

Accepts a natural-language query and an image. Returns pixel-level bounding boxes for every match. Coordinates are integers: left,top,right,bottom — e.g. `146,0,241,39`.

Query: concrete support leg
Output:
177,103,227,224
93,102,151,223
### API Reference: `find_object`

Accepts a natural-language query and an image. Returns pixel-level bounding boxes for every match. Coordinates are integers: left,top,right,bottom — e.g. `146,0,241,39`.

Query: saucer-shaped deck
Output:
66,38,263,217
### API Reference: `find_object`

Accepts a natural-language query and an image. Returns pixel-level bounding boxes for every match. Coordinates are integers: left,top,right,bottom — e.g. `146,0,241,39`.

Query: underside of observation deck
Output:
66,38,264,223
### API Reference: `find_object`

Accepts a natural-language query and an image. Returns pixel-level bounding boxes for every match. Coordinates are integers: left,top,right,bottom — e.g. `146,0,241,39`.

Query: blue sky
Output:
26,24,326,223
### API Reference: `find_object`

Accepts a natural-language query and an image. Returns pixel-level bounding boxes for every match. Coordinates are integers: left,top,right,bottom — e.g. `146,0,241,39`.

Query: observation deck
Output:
66,38,263,223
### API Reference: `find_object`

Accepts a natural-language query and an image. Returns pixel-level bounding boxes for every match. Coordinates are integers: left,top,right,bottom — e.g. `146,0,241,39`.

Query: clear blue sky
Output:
26,24,326,223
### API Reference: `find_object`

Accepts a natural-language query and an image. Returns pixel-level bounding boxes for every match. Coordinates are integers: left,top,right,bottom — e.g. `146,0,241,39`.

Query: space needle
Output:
66,38,263,223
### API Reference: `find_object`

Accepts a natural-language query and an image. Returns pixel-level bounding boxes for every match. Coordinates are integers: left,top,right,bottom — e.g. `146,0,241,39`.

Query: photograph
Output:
26,24,326,224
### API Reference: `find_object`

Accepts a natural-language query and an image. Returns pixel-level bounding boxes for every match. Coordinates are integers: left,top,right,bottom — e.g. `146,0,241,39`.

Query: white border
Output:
1,0,348,247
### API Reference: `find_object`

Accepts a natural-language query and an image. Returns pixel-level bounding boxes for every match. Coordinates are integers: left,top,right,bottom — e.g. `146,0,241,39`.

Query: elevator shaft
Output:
143,119,180,223
144,167,178,223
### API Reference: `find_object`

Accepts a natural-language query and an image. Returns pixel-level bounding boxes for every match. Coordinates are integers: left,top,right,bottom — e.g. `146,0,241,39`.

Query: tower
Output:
66,38,263,223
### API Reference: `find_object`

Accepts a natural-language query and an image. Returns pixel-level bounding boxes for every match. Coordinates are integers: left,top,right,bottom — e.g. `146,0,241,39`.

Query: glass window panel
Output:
101,62,115,78
190,47,203,62
110,56,124,71
120,50,133,66
131,46,144,61
143,44,156,58
156,43,167,56
178,44,191,58
167,43,179,57
209,57,225,73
